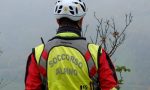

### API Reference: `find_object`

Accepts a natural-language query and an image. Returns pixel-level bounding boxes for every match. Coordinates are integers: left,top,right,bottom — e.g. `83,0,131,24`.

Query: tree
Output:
82,13,133,89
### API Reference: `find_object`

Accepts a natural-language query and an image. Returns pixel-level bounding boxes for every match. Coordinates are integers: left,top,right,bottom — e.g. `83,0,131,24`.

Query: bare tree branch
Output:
90,36,94,44
93,13,133,57
82,24,89,37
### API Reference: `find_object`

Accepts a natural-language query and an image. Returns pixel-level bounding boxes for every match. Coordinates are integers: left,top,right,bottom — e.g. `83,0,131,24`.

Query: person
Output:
25,0,118,90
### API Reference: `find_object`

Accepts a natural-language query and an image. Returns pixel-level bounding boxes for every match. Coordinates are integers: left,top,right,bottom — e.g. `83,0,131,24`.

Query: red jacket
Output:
25,48,118,90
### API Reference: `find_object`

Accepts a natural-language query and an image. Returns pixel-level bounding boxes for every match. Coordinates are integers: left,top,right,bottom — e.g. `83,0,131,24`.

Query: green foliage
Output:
116,66,131,73
115,65,131,89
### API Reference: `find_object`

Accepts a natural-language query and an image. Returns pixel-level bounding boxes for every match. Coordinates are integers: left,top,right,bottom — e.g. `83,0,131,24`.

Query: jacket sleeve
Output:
98,49,118,90
25,53,42,90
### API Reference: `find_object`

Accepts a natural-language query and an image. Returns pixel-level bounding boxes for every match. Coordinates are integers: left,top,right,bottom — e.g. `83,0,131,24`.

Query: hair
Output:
58,18,80,28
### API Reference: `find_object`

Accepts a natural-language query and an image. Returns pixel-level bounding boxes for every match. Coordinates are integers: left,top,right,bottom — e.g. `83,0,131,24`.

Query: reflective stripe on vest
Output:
34,38,101,90
35,44,48,89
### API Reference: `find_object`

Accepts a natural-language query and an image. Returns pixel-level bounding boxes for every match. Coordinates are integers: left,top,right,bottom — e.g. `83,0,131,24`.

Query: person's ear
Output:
78,17,83,27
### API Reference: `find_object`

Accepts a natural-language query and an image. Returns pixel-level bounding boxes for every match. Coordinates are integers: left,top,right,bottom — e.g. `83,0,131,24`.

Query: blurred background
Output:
0,0,150,89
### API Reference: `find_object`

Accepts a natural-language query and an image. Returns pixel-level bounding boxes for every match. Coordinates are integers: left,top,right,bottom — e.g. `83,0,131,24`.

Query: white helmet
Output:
54,0,87,21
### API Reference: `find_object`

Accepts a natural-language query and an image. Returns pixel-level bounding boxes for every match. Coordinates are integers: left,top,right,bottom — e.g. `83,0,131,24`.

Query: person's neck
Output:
57,26,82,36
60,24,81,29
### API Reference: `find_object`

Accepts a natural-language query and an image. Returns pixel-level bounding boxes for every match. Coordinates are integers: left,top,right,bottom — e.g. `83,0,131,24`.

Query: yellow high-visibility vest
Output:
34,37,100,90
34,33,117,90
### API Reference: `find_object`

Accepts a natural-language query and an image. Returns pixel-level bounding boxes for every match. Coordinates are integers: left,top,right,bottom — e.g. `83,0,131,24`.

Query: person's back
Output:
25,0,118,90
44,36,95,90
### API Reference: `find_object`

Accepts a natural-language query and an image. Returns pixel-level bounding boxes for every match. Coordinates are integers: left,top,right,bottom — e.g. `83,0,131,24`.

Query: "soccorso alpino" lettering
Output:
49,54,83,68
56,67,78,76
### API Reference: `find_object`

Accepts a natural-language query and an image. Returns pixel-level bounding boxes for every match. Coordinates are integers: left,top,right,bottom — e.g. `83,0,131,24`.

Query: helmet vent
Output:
76,7,78,14
70,11,74,15
69,6,73,10
55,0,60,4
54,0,86,21
55,6,58,12
57,10,61,13
83,2,86,9
74,2,78,4
59,5,63,9
80,4,85,12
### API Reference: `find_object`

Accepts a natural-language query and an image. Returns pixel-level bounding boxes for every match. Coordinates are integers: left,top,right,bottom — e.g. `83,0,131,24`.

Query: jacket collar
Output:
56,26,81,37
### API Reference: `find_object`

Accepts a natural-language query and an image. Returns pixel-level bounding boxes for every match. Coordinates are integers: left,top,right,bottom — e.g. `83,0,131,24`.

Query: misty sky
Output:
0,0,150,90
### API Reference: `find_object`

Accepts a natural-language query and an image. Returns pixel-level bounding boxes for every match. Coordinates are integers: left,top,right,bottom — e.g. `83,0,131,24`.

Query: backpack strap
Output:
34,44,48,90
88,43,102,90
88,44,102,69
34,44,44,64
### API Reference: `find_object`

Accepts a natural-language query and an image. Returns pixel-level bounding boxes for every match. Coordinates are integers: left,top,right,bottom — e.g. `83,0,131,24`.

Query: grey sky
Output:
0,0,150,90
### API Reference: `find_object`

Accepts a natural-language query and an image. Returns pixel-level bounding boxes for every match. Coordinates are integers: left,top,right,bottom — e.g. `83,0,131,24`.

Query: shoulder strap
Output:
34,44,48,90
88,43,102,90
88,44,102,69
34,44,45,63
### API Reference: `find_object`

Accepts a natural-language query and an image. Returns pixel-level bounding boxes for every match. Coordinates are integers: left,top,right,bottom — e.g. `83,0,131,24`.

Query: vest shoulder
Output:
34,44,45,64
88,43,102,69
35,44,45,49
88,43,101,50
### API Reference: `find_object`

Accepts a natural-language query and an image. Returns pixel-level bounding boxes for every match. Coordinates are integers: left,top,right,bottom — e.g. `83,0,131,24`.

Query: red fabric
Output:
99,49,118,90
38,49,48,77
89,65,97,77
42,49,48,60
85,51,97,77
25,54,42,90
85,51,91,62
39,65,47,77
